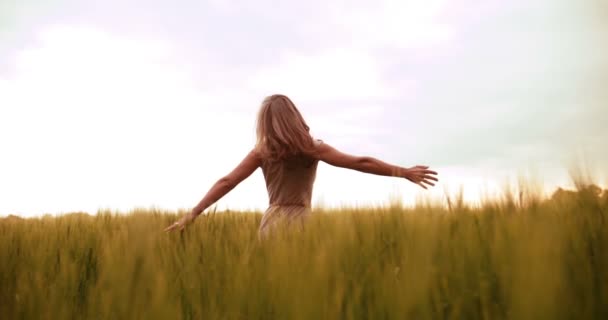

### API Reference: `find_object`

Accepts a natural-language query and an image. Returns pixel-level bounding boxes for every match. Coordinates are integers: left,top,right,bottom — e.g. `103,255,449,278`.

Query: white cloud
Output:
321,0,455,50
248,48,402,101
0,25,256,216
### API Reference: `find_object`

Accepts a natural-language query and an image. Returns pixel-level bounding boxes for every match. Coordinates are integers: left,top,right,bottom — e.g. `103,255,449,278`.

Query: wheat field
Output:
1,185,607,319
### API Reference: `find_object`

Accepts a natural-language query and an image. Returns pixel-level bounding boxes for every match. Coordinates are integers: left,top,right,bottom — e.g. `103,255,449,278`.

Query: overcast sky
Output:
1,0,607,216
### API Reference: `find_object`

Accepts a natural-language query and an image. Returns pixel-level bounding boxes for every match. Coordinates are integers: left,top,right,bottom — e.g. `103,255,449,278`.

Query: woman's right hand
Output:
164,211,197,233
403,166,438,189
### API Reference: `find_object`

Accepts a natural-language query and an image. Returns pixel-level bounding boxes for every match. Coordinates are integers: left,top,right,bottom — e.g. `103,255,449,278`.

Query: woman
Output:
165,94,438,235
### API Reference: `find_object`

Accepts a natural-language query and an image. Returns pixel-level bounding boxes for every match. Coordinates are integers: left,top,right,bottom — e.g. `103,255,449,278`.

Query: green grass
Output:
1,185,607,319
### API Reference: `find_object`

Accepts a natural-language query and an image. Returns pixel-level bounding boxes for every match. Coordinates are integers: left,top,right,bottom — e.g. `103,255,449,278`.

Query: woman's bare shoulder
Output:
248,147,265,164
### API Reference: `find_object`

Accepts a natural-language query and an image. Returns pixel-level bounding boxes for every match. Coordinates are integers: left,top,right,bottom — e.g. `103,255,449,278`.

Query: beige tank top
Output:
260,139,323,207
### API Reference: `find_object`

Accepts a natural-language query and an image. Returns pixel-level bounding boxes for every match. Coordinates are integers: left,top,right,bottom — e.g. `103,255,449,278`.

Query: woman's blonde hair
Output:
255,94,317,161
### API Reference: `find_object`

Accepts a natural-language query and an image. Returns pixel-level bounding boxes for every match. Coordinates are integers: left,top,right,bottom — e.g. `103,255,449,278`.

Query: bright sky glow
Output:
0,0,606,216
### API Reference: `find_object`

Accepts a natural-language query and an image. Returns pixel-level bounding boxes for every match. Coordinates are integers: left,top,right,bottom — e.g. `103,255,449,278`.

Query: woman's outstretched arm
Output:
164,149,262,232
316,142,438,189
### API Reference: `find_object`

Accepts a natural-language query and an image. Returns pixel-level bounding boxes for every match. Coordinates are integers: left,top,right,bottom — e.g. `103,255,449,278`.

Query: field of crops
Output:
1,185,607,319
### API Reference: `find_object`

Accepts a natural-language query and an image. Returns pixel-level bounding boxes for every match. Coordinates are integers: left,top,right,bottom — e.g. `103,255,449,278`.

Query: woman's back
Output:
257,139,323,236
260,139,323,208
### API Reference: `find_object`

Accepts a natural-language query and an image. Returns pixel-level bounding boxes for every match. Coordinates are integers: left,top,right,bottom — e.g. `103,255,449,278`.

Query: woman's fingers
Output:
416,182,428,189
424,174,439,182
412,172,438,181
415,180,435,189
165,221,182,232
422,179,435,187
165,213,197,232
404,166,439,189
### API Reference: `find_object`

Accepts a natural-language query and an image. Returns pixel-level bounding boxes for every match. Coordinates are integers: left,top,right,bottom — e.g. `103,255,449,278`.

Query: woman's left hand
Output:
164,211,197,232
